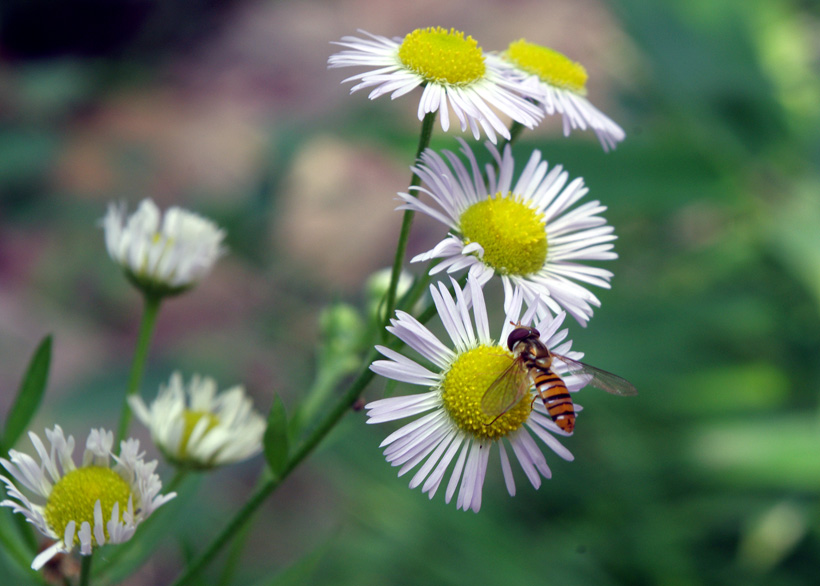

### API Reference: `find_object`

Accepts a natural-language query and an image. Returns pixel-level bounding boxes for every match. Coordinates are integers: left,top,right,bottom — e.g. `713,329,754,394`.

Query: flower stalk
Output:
79,552,93,586
381,110,437,341
116,292,162,445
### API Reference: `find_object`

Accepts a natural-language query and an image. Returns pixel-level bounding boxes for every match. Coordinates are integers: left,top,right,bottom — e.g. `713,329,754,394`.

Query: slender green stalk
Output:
215,490,258,586
160,467,191,499
116,293,162,444
79,553,93,586
381,111,437,341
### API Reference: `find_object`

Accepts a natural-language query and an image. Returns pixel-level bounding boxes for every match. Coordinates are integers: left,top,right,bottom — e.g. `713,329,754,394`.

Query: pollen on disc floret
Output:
440,345,533,441
44,467,133,548
459,193,549,277
488,38,626,150
398,27,486,85
506,39,588,94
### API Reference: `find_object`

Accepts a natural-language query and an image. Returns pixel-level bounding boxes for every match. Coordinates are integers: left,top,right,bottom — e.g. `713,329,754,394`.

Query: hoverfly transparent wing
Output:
480,357,531,422
551,354,637,397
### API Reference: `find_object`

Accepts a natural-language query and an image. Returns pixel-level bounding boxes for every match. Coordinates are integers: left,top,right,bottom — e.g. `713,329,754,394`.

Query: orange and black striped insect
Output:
481,325,637,433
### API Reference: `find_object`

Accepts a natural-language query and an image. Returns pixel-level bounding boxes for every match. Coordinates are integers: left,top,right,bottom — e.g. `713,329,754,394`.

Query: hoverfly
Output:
481,324,637,433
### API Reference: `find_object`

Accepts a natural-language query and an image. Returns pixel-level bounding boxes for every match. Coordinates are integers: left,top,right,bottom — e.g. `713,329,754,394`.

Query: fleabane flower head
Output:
0,426,175,570
367,276,587,513
103,198,226,297
128,372,266,469
328,27,544,143
402,139,617,325
487,39,625,151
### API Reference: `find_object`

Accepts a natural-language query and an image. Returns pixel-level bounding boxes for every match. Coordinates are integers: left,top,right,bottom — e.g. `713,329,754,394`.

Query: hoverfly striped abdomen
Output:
510,328,576,433
480,324,637,433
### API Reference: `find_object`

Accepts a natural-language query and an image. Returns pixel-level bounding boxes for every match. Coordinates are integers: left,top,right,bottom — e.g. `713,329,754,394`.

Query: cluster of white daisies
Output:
329,27,630,512
1,200,265,569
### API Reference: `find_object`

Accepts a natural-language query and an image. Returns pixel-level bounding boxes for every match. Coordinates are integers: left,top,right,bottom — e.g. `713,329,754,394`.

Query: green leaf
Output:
263,397,289,477
2,336,52,452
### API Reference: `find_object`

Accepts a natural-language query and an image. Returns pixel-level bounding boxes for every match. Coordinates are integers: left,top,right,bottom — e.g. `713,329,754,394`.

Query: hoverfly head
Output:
506,323,540,351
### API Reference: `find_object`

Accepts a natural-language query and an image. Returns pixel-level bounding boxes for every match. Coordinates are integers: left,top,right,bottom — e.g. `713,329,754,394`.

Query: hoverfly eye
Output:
507,327,535,351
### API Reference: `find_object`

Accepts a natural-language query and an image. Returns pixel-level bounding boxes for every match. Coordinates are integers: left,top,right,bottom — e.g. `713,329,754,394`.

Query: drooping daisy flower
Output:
402,139,617,325
367,276,586,513
488,39,625,151
0,426,175,570
328,27,544,143
102,198,226,297
128,372,266,469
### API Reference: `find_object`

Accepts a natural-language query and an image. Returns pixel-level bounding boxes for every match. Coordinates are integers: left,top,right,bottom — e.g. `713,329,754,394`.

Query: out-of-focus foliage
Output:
1,0,819,585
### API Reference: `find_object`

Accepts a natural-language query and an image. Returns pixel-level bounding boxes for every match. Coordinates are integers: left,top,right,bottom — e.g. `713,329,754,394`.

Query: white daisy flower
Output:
488,39,625,151
367,276,587,513
102,198,226,296
0,426,175,570
128,372,266,469
328,27,544,144
402,139,617,325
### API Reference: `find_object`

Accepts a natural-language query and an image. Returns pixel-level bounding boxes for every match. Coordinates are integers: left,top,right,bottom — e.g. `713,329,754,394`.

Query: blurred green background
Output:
1,0,820,584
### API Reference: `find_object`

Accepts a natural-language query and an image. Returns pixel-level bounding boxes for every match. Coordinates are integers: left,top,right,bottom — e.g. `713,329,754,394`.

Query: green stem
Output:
165,469,190,493
215,482,259,586
79,553,93,586
381,111,437,341
116,293,162,445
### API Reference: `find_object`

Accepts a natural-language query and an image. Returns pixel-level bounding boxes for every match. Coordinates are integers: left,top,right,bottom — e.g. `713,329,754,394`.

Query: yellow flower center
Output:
179,410,220,458
44,467,133,547
505,39,588,94
398,27,486,85
459,193,548,276
125,233,191,297
441,345,532,441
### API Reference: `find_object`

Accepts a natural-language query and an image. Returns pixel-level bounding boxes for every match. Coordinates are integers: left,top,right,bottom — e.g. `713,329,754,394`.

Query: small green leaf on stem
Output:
263,397,289,477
